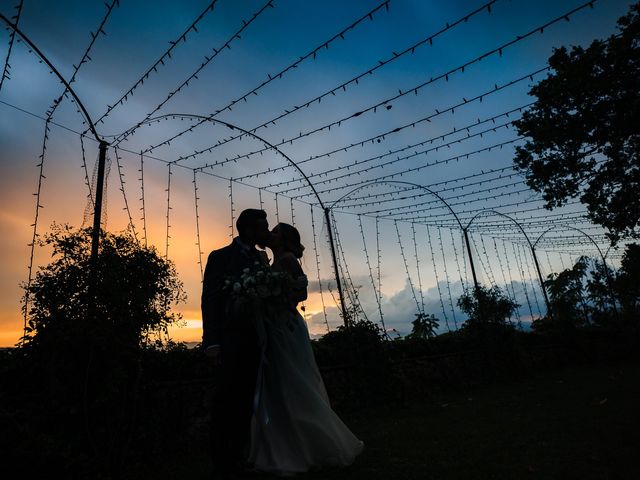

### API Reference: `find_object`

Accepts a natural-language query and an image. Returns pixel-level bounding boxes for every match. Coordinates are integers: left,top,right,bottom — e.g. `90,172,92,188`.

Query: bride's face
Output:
269,226,283,249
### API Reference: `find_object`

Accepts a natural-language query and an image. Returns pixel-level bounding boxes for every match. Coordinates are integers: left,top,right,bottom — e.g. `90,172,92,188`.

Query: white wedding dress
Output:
248,276,364,476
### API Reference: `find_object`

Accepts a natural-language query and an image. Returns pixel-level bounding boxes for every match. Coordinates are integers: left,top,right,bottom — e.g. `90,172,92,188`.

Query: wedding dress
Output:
248,274,364,476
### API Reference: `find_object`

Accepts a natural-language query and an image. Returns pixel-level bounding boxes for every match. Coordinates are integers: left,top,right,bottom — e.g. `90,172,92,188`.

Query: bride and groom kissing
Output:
201,208,364,478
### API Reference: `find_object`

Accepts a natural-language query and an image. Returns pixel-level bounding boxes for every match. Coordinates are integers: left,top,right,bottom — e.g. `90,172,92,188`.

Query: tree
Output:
614,243,640,329
21,223,186,353
17,224,186,475
513,3,640,243
457,285,519,331
406,312,439,339
535,257,591,332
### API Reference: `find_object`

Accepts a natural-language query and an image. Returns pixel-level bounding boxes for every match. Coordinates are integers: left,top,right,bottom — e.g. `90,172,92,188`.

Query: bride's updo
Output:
277,222,305,259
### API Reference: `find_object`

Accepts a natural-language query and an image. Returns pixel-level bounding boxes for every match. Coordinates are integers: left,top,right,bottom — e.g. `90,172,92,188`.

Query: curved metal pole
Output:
331,180,465,230
534,225,619,322
0,13,108,303
330,179,479,317
466,209,551,318
143,114,327,209
0,13,101,143
123,113,348,321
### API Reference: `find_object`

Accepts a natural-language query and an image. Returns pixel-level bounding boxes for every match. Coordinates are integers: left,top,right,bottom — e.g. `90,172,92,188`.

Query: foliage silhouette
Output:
615,243,640,331
457,285,519,335
21,223,185,352
533,245,639,335
406,312,440,340
15,224,186,477
535,256,592,333
513,2,640,243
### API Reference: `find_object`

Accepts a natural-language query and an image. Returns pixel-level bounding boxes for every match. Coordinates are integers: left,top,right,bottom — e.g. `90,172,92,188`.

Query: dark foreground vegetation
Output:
0,226,638,478
126,356,640,480
2,2,639,477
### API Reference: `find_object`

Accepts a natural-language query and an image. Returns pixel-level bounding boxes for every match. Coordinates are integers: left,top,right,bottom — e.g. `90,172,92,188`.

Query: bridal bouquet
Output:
224,261,289,302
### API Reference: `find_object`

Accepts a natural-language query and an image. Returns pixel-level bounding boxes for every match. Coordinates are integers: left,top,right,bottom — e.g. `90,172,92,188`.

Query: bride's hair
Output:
277,222,305,259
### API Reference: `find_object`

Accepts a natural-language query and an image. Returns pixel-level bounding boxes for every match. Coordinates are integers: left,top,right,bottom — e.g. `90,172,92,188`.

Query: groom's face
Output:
252,218,270,248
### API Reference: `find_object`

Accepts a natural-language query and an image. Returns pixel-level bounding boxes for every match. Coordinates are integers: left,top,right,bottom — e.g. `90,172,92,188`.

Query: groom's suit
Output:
202,237,266,470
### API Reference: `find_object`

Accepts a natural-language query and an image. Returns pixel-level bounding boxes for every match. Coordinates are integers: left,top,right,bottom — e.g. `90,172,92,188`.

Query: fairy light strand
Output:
309,205,329,332
438,226,458,329
113,146,139,243
0,0,24,93
425,224,450,331
193,170,204,281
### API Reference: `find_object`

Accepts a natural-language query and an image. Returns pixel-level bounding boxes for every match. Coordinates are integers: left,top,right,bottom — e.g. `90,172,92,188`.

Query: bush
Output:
457,285,519,336
14,224,186,477
312,316,399,409
406,312,439,340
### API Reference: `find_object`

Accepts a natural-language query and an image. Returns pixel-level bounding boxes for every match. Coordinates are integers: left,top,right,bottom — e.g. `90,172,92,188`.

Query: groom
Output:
202,209,271,477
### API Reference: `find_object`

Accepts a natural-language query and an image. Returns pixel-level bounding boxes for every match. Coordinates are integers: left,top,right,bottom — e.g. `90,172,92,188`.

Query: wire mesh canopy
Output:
1,0,634,344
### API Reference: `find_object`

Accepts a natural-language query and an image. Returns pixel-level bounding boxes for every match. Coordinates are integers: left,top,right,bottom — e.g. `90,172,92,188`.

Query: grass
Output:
130,358,640,479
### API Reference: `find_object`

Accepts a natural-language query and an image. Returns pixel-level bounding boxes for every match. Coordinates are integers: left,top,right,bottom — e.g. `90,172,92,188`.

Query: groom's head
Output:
236,209,269,248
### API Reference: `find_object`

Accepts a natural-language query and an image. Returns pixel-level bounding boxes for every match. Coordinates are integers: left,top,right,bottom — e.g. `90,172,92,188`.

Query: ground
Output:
131,358,640,479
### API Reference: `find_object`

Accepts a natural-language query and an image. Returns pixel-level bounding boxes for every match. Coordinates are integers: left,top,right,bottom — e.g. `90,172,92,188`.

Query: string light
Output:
449,227,467,295
265,116,520,191
138,152,148,247
438,226,458,329
79,134,94,208
359,215,386,330
275,134,524,196
95,0,220,126
143,1,392,157
375,217,385,333
4,0,616,342
160,0,497,167
117,0,276,147
521,243,543,316
113,146,139,242
511,241,534,321
411,222,426,314
309,205,329,332
333,211,368,322
193,171,204,281
165,164,173,258
393,220,422,315
48,0,119,121
0,0,24,93
237,104,531,184
185,1,593,172
23,119,50,339
206,67,550,180
425,224,450,331
229,178,235,238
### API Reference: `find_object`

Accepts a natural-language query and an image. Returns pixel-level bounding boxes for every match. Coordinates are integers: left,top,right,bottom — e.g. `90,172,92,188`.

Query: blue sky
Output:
0,0,634,345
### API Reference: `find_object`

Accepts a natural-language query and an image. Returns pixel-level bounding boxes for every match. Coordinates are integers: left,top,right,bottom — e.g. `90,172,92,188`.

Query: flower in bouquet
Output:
224,261,290,302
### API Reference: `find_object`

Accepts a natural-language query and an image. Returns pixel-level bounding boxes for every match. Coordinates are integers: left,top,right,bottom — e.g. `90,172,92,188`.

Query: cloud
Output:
307,277,545,338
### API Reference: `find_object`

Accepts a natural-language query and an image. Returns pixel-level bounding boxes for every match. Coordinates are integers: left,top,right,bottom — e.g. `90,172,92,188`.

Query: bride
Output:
248,222,365,476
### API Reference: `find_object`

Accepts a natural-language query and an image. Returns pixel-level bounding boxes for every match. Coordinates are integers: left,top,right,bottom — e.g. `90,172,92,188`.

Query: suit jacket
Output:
201,238,266,351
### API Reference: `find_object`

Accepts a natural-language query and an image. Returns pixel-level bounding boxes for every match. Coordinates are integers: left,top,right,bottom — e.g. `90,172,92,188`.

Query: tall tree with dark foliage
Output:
514,2,639,243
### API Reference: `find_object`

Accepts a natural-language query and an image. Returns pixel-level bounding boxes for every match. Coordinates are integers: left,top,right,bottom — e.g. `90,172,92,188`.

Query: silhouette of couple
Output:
202,209,364,478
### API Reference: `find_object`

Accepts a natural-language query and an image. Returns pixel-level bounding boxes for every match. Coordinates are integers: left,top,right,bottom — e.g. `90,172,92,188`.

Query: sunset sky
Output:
0,0,634,347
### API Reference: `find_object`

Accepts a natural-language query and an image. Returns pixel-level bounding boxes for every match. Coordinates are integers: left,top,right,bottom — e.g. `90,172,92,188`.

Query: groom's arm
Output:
201,249,226,353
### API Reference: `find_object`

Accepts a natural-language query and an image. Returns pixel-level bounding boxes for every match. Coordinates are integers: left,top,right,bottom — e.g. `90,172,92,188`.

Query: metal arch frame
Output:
465,209,551,317
123,113,326,207
0,13,101,143
126,112,349,321
0,13,109,284
329,180,480,318
533,224,619,320
1,12,349,322
330,180,465,230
